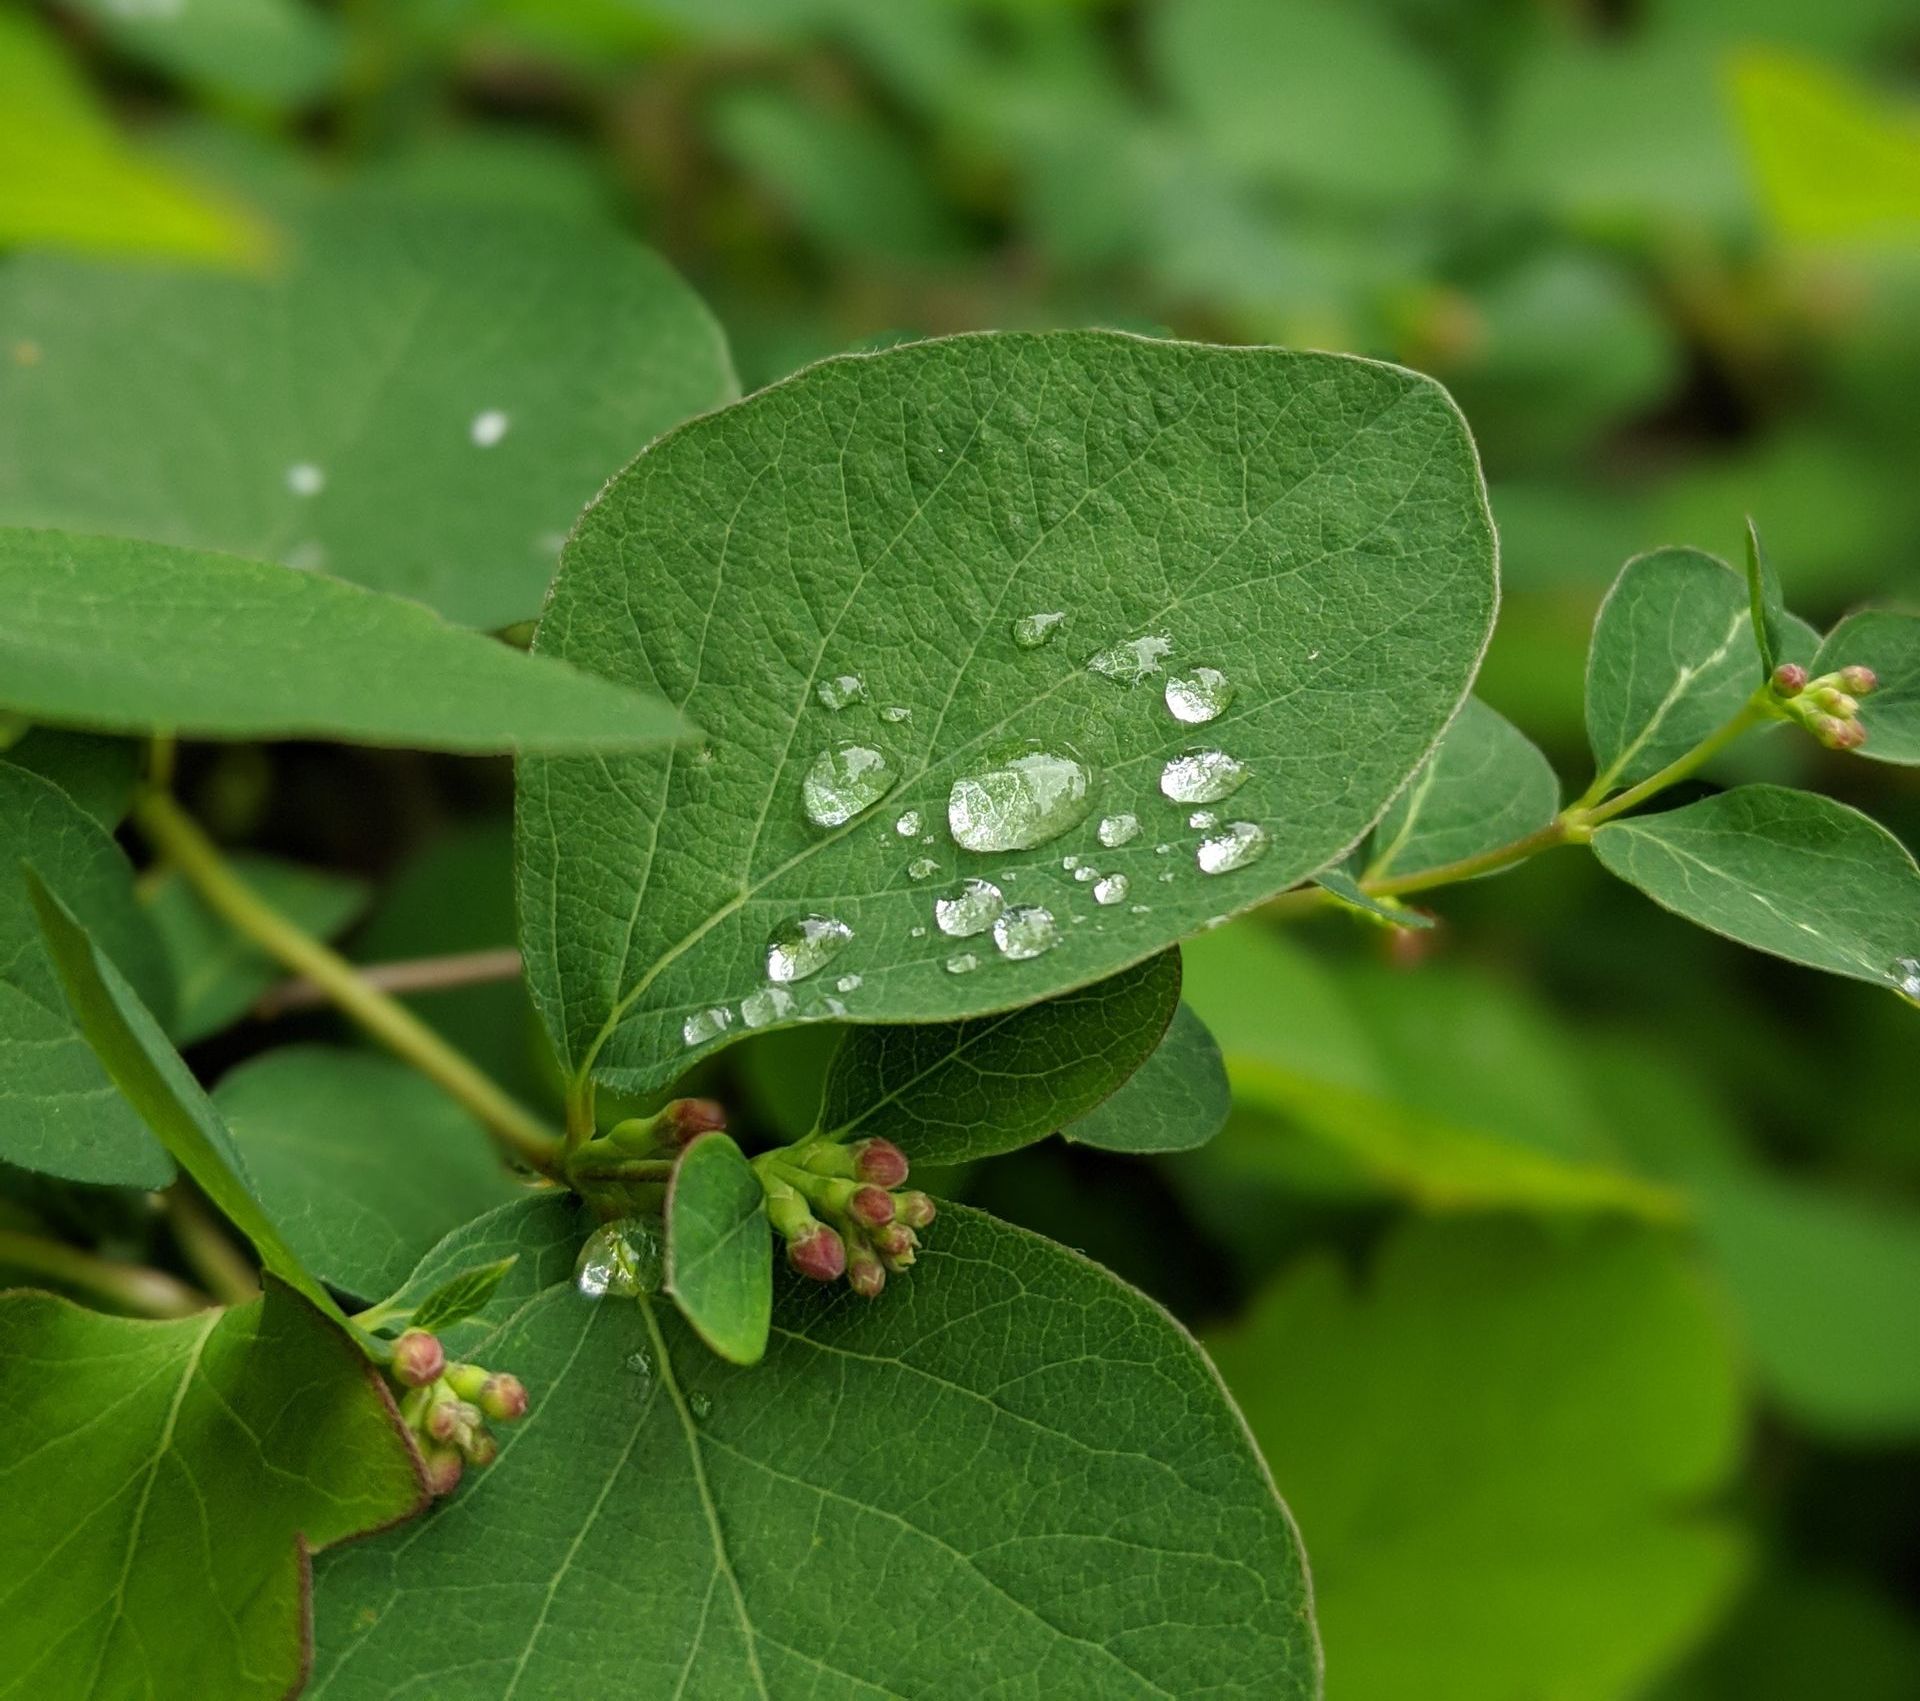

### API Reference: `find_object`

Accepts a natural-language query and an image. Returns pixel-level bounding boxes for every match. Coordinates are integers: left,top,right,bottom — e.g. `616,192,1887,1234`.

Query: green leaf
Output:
62,0,345,109
1591,785,1920,996
312,1204,1317,1697
1814,609,1920,765
1210,1221,1746,1701
0,1280,425,1701
2,763,173,1186
1363,697,1559,880
0,529,687,752
664,1131,772,1365
212,1047,522,1304
147,854,367,1044
817,952,1182,1164
1743,517,1788,677
1313,868,1437,929
1,729,141,828
518,331,1497,1096
0,189,736,628
1061,1001,1230,1154
407,1256,520,1336
1585,547,1816,793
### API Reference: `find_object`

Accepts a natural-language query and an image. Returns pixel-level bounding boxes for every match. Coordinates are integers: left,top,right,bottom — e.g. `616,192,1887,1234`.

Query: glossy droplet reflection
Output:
1188,810,1217,831
895,810,922,836
993,904,1059,960
576,1218,664,1299
945,952,980,975
1093,873,1129,905
1893,957,1920,1000
1160,749,1248,805
907,856,939,881
1164,666,1234,725
1011,611,1067,648
948,748,1092,852
803,743,896,827
682,1006,733,1047
1087,633,1172,684
740,986,797,1029
935,877,1004,938
470,409,511,448
766,914,853,983
816,674,866,710
286,462,325,497
1196,821,1270,875
1097,812,1140,848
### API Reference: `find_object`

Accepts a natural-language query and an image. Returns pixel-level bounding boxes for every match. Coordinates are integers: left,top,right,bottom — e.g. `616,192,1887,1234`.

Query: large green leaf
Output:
212,1047,521,1304
0,190,736,628
311,1204,1318,1698
1815,609,1920,765
1210,1221,1746,1701
2,763,173,1187
0,1281,424,1701
0,530,685,752
817,952,1182,1163
664,1130,772,1365
518,332,1497,1097
1061,1001,1231,1154
1591,786,1920,997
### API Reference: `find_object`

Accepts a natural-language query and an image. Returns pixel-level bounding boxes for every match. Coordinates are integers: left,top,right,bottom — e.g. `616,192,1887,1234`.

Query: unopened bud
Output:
427,1397,481,1446
1839,665,1878,695
786,1223,846,1283
423,1446,464,1496
894,1190,936,1229
1835,718,1868,750
850,1138,909,1188
479,1374,529,1422
391,1329,445,1388
462,1428,499,1468
873,1222,918,1263
847,1247,887,1299
444,1363,489,1402
662,1098,728,1144
1810,686,1853,715
1771,663,1808,697
848,1184,895,1227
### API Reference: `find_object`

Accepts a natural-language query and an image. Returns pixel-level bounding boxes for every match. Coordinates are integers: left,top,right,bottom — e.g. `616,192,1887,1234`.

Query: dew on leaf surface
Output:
1160,748,1248,805
470,409,510,447
948,747,1092,852
835,974,862,993
285,462,325,497
577,1218,664,1299
879,704,912,724
815,673,866,710
1093,873,1129,905
1097,812,1140,848
682,1006,733,1046
1189,810,1218,830
1164,666,1234,725
1893,957,1920,1000
935,877,1004,938
1197,821,1270,875
1074,866,1098,882
688,1391,713,1422
1061,854,1081,871
1086,633,1173,684
907,856,939,881
802,742,896,827
766,914,853,983
740,987,797,1029
1011,610,1067,648
945,952,980,975
993,904,1059,960
895,810,922,836
624,1351,653,1377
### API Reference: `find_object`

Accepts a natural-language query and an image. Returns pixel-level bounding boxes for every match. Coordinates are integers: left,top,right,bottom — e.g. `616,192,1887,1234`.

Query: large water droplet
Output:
286,462,325,497
1197,821,1270,874
1087,633,1172,684
683,1006,733,1046
948,747,1092,852
766,915,854,983
1161,749,1248,804
1893,956,1920,1000
576,1218,664,1299
816,673,866,710
1165,666,1234,725
1098,812,1140,848
740,986,797,1028
1093,873,1129,905
935,877,1004,938
993,904,1059,960
945,951,980,975
907,856,939,881
803,743,896,827
1012,611,1067,649
470,409,511,448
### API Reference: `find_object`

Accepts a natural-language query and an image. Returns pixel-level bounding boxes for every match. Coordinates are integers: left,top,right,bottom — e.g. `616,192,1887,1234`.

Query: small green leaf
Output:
1815,609,1920,765
408,1255,520,1336
147,854,367,1044
212,1047,522,1304
817,951,1183,1164
1364,697,1559,880
1061,1001,1230,1154
0,529,687,753
2,763,173,1186
664,1131,772,1365
312,1205,1317,1697
1313,868,1437,929
1591,785,1920,996
2,729,141,828
1744,516,1789,677
0,1280,424,1701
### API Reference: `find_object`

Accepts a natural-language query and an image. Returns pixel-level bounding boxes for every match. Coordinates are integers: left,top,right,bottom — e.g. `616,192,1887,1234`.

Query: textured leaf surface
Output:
0,191,735,627
2,729,141,829
409,1257,519,1336
1743,519,1788,677
665,1131,772,1364
0,530,684,752
1591,786,1920,995
1,762,173,1186
311,1204,1318,1699
1062,1001,1231,1154
519,331,1496,1096
1211,1221,1745,1701
0,1281,424,1701
1815,609,1920,765
213,1047,520,1304
817,952,1182,1164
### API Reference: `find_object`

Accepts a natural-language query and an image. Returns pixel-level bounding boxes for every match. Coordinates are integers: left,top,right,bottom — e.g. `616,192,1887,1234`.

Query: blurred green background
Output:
4,1,1917,1694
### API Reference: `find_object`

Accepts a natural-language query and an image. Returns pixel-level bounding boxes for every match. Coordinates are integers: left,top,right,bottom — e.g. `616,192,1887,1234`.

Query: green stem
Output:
0,1229,210,1318
133,790,564,1178
1579,697,1770,830
165,1186,260,1307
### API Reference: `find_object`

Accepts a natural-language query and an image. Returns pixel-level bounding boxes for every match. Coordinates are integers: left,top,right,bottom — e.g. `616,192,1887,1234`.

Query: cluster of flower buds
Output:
1770,661,1878,751
760,1137,936,1300
386,1328,530,1496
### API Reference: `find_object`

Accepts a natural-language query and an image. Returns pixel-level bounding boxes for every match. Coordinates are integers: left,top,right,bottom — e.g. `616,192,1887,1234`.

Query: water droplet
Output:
1098,813,1141,848
1093,873,1129,905
1087,633,1172,684
577,1218,664,1299
1893,956,1920,999
766,914,853,983
948,747,1092,852
880,705,912,723
1160,749,1248,804
1165,666,1234,725
1197,821,1270,875
945,951,980,975
1128,903,1150,915
816,674,866,710
895,810,922,837
1061,854,1081,871
740,986,797,1028
1012,611,1067,648
1189,810,1218,830
470,409,511,447
823,996,848,1017
803,743,896,827
624,1350,653,1376
683,1006,733,1046
286,462,325,497
688,1390,713,1422
1155,843,1172,855
992,904,1059,960
1158,869,1175,883
835,974,863,993
910,925,928,939
1073,865,1098,883
907,856,939,881
935,877,1005,938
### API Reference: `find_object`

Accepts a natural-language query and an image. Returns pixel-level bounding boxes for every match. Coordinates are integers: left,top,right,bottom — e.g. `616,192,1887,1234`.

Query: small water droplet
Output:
880,705,912,723
1161,749,1248,804
948,747,1092,852
992,904,1059,960
688,1390,713,1422
1197,821,1270,874
1093,873,1129,905
895,810,922,836
1098,812,1141,848
907,856,939,881
1892,956,1920,1000
1012,610,1067,648
816,674,866,710
1087,633,1172,684
945,951,980,975
910,925,928,939
835,974,862,993
1158,869,1175,883
577,1218,664,1299
470,409,511,448
1165,666,1234,725
1074,865,1098,882
1189,810,1218,830
624,1350,653,1376
740,986,797,1028
1155,843,1172,855
1128,903,1150,914
803,743,896,827
683,1006,733,1046
766,915,854,983
823,996,848,1017
1061,854,1081,871
935,877,1005,938
286,462,325,497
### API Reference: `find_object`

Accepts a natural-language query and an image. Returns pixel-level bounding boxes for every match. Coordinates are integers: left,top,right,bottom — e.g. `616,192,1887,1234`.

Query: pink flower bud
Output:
1839,665,1878,695
662,1098,728,1144
850,1138,909,1188
1835,718,1868,750
1812,714,1850,748
786,1224,847,1283
479,1374,529,1423
1771,663,1808,697
427,1398,481,1445
847,1249,886,1299
874,1222,918,1262
894,1191,936,1229
391,1329,445,1388
848,1185,895,1227
462,1428,499,1468
423,1446,464,1497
